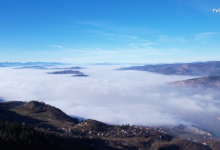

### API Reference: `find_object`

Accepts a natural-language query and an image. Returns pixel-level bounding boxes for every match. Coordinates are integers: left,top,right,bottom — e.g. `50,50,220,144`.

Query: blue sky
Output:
0,0,220,64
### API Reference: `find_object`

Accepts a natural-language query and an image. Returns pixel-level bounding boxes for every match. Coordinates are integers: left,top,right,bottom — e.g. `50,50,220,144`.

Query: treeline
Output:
0,119,97,150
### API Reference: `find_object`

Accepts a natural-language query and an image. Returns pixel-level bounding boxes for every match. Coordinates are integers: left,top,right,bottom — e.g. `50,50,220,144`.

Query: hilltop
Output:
0,101,78,133
18,101,78,123
47,70,82,74
48,70,89,77
169,76,220,92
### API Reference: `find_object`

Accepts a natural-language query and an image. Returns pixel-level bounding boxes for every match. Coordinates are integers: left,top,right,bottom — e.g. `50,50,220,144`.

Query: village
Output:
58,119,220,148
1,100,220,149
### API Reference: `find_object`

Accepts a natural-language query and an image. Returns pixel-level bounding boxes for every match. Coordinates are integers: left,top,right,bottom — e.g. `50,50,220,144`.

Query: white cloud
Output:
158,35,187,43
194,32,218,43
48,45,64,48
0,66,220,135
97,32,139,40
128,42,173,56
75,20,157,35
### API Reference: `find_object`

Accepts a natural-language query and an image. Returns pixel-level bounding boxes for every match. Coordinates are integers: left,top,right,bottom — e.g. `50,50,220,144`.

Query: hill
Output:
118,61,220,76
1,101,220,150
155,138,212,150
0,101,78,133
169,76,220,91
18,101,78,123
47,70,83,74
72,119,114,132
210,70,220,76
0,120,98,150
48,70,89,77
73,74,89,77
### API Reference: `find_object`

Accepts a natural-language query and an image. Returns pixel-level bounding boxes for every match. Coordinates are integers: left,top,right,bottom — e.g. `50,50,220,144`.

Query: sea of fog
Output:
0,65,220,135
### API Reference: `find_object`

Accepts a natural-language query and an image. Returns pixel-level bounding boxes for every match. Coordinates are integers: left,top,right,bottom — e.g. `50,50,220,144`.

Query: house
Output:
202,142,207,145
69,128,72,133
207,133,212,136
187,137,192,141
132,132,137,135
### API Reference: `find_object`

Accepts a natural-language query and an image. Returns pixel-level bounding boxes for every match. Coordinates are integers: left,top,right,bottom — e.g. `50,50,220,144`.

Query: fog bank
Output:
0,66,220,135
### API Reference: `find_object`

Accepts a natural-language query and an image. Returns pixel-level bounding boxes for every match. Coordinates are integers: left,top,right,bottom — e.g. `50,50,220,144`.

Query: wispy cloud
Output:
48,45,64,48
170,48,187,53
158,35,187,43
128,41,173,56
75,20,157,35
194,32,218,43
45,40,187,63
97,32,139,40
76,20,110,28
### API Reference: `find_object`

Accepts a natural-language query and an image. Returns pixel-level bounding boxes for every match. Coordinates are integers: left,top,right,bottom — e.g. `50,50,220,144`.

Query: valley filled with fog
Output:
0,65,220,135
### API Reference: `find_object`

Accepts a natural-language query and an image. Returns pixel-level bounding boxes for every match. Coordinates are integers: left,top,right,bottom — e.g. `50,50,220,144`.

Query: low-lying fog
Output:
0,65,220,135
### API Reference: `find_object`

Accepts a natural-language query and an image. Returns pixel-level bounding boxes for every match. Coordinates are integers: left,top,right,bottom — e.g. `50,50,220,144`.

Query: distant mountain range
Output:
88,63,147,66
119,61,220,92
15,66,84,70
15,66,48,69
0,62,70,66
119,61,220,76
51,66,84,69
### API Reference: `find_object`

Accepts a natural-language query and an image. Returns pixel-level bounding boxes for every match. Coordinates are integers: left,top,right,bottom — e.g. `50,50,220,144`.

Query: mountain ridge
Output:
118,61,220,76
